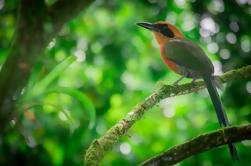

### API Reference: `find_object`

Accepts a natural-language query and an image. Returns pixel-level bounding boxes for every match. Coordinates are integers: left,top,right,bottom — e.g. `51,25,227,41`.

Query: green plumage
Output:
164,38,239,161
165,38,214,76
137,21,239,161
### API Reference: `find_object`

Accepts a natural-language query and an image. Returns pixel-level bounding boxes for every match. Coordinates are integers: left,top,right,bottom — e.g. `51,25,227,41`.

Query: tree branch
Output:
47,0,93,36
84,65,251,166
0,0,47,131
140,124,251,166
0,0,94,131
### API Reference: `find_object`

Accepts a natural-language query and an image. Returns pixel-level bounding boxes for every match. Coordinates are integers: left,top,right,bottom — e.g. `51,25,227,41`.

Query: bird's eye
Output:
156,24,174,38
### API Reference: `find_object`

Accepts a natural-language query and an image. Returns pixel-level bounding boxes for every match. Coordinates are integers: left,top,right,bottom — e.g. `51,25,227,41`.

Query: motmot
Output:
137,21,238,161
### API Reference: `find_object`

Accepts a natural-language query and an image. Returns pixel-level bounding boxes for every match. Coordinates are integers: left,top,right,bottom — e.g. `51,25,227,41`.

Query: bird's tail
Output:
203,75,239,161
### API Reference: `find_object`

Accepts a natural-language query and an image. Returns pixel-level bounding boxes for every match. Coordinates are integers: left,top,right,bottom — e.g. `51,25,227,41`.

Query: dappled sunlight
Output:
120,142,132,155
246,81,251,94
0,0,251,166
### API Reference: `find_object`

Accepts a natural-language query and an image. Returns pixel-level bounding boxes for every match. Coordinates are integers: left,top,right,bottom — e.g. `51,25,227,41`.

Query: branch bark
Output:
84,65,251,166
140,124,251,166
0,0,93,131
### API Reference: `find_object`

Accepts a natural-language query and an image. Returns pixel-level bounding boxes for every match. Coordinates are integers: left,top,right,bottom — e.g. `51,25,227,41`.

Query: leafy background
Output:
0,0,251,165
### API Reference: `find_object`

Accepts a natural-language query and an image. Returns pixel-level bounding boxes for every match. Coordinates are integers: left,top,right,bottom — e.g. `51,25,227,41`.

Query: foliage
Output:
0,0,251,166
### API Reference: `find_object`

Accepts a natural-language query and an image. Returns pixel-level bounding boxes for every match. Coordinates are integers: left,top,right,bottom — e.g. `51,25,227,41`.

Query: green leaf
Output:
30,56,76,97
44,87,96,129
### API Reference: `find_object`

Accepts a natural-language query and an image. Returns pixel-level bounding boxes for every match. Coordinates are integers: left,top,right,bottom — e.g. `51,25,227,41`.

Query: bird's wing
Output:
165,38,214,75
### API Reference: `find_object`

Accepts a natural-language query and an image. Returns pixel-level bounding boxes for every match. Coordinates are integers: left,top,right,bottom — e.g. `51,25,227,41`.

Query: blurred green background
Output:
1,0,251,165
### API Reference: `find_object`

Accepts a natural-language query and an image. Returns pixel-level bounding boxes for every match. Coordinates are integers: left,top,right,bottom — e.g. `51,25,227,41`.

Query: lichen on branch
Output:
84,65,251,166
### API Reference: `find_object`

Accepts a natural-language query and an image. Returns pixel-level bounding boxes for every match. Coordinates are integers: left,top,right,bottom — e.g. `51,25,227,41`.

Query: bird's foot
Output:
173,76,185,86
190,78,197,85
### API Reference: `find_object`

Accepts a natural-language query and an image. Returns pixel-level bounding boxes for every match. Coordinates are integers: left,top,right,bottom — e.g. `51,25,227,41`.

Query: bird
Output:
137,21,238,161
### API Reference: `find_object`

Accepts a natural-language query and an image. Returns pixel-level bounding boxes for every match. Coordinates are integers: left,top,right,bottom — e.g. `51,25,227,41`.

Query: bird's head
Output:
137,21,184,46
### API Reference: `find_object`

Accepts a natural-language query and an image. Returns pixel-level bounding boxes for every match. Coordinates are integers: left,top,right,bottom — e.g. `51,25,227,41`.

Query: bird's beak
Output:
136,22,157,31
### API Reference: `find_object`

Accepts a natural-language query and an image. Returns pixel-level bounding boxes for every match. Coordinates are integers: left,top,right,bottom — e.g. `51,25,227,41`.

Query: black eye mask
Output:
155,24,175,38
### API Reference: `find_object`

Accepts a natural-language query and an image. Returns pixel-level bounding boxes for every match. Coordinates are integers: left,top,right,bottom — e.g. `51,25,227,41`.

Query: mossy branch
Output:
140,124,251,166
84,65,251,166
